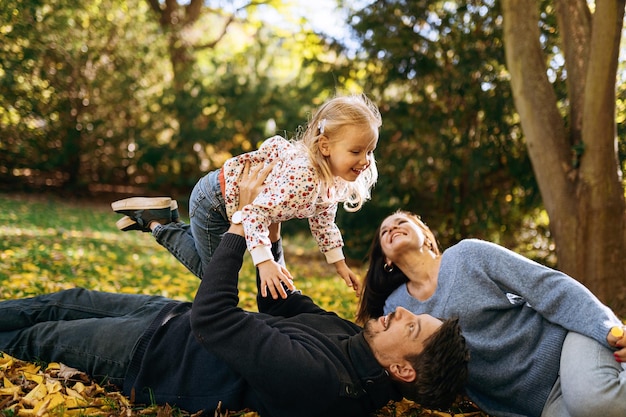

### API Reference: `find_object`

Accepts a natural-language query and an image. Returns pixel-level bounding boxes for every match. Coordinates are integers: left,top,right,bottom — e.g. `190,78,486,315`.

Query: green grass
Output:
0,192,361,319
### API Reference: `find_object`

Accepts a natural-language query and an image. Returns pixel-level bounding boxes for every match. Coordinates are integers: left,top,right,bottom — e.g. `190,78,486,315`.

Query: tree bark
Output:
502,0,626,314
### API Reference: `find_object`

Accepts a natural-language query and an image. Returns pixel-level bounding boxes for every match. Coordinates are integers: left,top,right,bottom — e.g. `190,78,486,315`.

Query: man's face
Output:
364,307,442,367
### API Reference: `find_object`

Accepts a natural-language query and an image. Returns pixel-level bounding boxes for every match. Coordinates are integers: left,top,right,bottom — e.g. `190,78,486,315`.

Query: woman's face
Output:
379,213,426,261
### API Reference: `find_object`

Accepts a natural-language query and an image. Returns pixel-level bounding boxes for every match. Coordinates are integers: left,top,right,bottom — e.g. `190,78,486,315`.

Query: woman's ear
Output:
389,362,416,383
318,135,331,156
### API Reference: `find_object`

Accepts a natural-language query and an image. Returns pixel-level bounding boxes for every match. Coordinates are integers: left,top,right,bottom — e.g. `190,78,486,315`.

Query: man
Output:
0,170,468,417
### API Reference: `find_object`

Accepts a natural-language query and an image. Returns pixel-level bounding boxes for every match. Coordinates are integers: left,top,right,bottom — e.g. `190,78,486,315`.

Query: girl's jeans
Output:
153,169,229,279
541,331,626,417
0,288,170,388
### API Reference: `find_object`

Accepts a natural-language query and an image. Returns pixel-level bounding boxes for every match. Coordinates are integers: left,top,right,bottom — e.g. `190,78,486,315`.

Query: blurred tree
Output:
141,0,283,186
502,0,626,311
346,0,626,312
343,0,544,258
0,0,169,190
0,0,345,194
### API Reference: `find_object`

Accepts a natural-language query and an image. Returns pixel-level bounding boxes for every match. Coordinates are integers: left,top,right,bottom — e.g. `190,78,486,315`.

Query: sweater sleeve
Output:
242,159,323,265
457,239,622,347
308,202,345,263
190,233,341,412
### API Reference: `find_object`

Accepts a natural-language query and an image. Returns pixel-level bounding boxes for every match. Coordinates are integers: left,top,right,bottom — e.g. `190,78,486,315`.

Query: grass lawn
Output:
0,192,485,417
0,192,360,317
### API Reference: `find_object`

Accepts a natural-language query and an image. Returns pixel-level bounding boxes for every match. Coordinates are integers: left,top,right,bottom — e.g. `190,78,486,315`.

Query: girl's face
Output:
319,124,377,182
379,213,426,261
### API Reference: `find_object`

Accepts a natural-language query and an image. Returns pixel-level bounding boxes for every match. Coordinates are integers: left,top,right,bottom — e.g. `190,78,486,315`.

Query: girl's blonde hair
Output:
294,94,382,212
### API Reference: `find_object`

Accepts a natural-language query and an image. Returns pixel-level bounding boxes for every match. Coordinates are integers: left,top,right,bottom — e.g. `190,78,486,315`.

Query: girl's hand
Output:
334,259,360,294
257,259,295,299
608,326,626,363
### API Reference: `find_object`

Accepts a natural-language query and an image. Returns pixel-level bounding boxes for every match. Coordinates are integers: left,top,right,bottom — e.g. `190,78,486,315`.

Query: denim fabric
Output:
153,169,229,279
0,288,169,387
541,332,626,417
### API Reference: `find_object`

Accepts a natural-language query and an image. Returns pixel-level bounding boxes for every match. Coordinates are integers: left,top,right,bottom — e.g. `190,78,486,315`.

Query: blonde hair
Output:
294,94,382,212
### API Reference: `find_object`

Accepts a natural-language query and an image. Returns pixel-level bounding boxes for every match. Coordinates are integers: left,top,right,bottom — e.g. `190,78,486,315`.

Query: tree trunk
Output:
502,0,626,315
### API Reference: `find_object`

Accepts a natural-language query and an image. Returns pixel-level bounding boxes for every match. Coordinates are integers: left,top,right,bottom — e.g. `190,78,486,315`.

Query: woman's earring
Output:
383,263,394,273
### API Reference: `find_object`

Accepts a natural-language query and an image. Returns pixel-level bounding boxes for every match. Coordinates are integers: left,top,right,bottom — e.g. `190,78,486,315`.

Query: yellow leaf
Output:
0,353,15,368
45,378,62,394
45,362,61,371
43,391,65,411
22,371,43,385
64,396,88,409
30,395,51,416
22,382,47,403
71,381,86,393
0,385,21,396
65,386,83,399
17,408,36,417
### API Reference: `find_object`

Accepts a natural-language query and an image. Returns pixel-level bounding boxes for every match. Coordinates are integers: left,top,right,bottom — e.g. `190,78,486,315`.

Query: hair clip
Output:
318,118,327,135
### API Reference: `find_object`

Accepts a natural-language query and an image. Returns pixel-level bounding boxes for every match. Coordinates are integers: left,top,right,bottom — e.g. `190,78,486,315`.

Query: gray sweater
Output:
384,239,621,417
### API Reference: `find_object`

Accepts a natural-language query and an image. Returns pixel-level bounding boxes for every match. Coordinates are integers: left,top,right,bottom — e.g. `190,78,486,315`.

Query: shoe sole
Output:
114,201,179,231
116,216,138,231
111,197,171,212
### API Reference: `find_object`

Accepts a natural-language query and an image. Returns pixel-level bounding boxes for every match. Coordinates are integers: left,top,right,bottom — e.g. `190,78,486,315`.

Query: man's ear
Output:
389,362,416,383
318,135,331,156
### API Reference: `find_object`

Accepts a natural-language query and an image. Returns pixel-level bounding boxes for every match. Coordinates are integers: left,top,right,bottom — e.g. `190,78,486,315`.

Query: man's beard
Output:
362,317,378,343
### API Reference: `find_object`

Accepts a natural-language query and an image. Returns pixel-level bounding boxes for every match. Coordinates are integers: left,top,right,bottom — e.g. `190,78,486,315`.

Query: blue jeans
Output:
541,332,626,417
153,169,229,279
0,288,170,387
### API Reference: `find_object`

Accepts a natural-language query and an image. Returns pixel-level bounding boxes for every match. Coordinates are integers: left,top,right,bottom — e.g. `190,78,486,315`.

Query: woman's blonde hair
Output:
293,94,382,212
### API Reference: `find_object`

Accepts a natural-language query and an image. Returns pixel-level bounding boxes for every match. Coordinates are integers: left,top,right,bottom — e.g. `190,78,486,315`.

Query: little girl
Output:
112,94,381,299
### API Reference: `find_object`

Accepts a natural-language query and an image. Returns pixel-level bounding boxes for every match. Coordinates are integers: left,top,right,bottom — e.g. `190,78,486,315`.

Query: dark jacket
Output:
125,233,401,416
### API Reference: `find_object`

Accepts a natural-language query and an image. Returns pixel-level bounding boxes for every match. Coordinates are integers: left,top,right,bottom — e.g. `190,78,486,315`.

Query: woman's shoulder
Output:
444,239,522,272
443,239,504,263
446,238,490,252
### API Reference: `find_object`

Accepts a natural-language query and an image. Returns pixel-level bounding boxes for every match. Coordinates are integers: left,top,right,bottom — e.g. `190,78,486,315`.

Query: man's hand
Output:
258,259,295,299
334,259,360,294
238,160,276,207
228,161,276,237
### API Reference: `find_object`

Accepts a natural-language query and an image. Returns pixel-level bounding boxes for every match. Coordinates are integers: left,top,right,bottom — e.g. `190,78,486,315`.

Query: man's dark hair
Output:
397,317,469,410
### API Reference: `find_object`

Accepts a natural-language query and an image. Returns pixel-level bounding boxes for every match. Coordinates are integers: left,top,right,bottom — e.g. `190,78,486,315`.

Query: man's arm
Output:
189,232,343,414
255,237,329,317
190,162,341,408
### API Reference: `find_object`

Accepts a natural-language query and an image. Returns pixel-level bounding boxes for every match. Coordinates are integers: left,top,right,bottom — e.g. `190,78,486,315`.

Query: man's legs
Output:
0,288,170,387
541,332,626,417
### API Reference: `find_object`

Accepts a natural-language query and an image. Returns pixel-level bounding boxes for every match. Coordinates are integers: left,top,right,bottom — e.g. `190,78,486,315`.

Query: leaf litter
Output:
0,353,259,417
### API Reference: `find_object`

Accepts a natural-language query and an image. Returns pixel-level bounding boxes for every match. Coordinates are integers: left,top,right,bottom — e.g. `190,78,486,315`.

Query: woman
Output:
357,210,626,417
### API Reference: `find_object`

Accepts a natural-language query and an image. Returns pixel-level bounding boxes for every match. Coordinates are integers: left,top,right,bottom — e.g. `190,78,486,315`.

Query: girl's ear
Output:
318,135,331,156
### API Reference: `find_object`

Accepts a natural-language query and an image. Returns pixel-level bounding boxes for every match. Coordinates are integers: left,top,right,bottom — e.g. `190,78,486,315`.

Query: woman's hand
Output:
608,326,626,363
